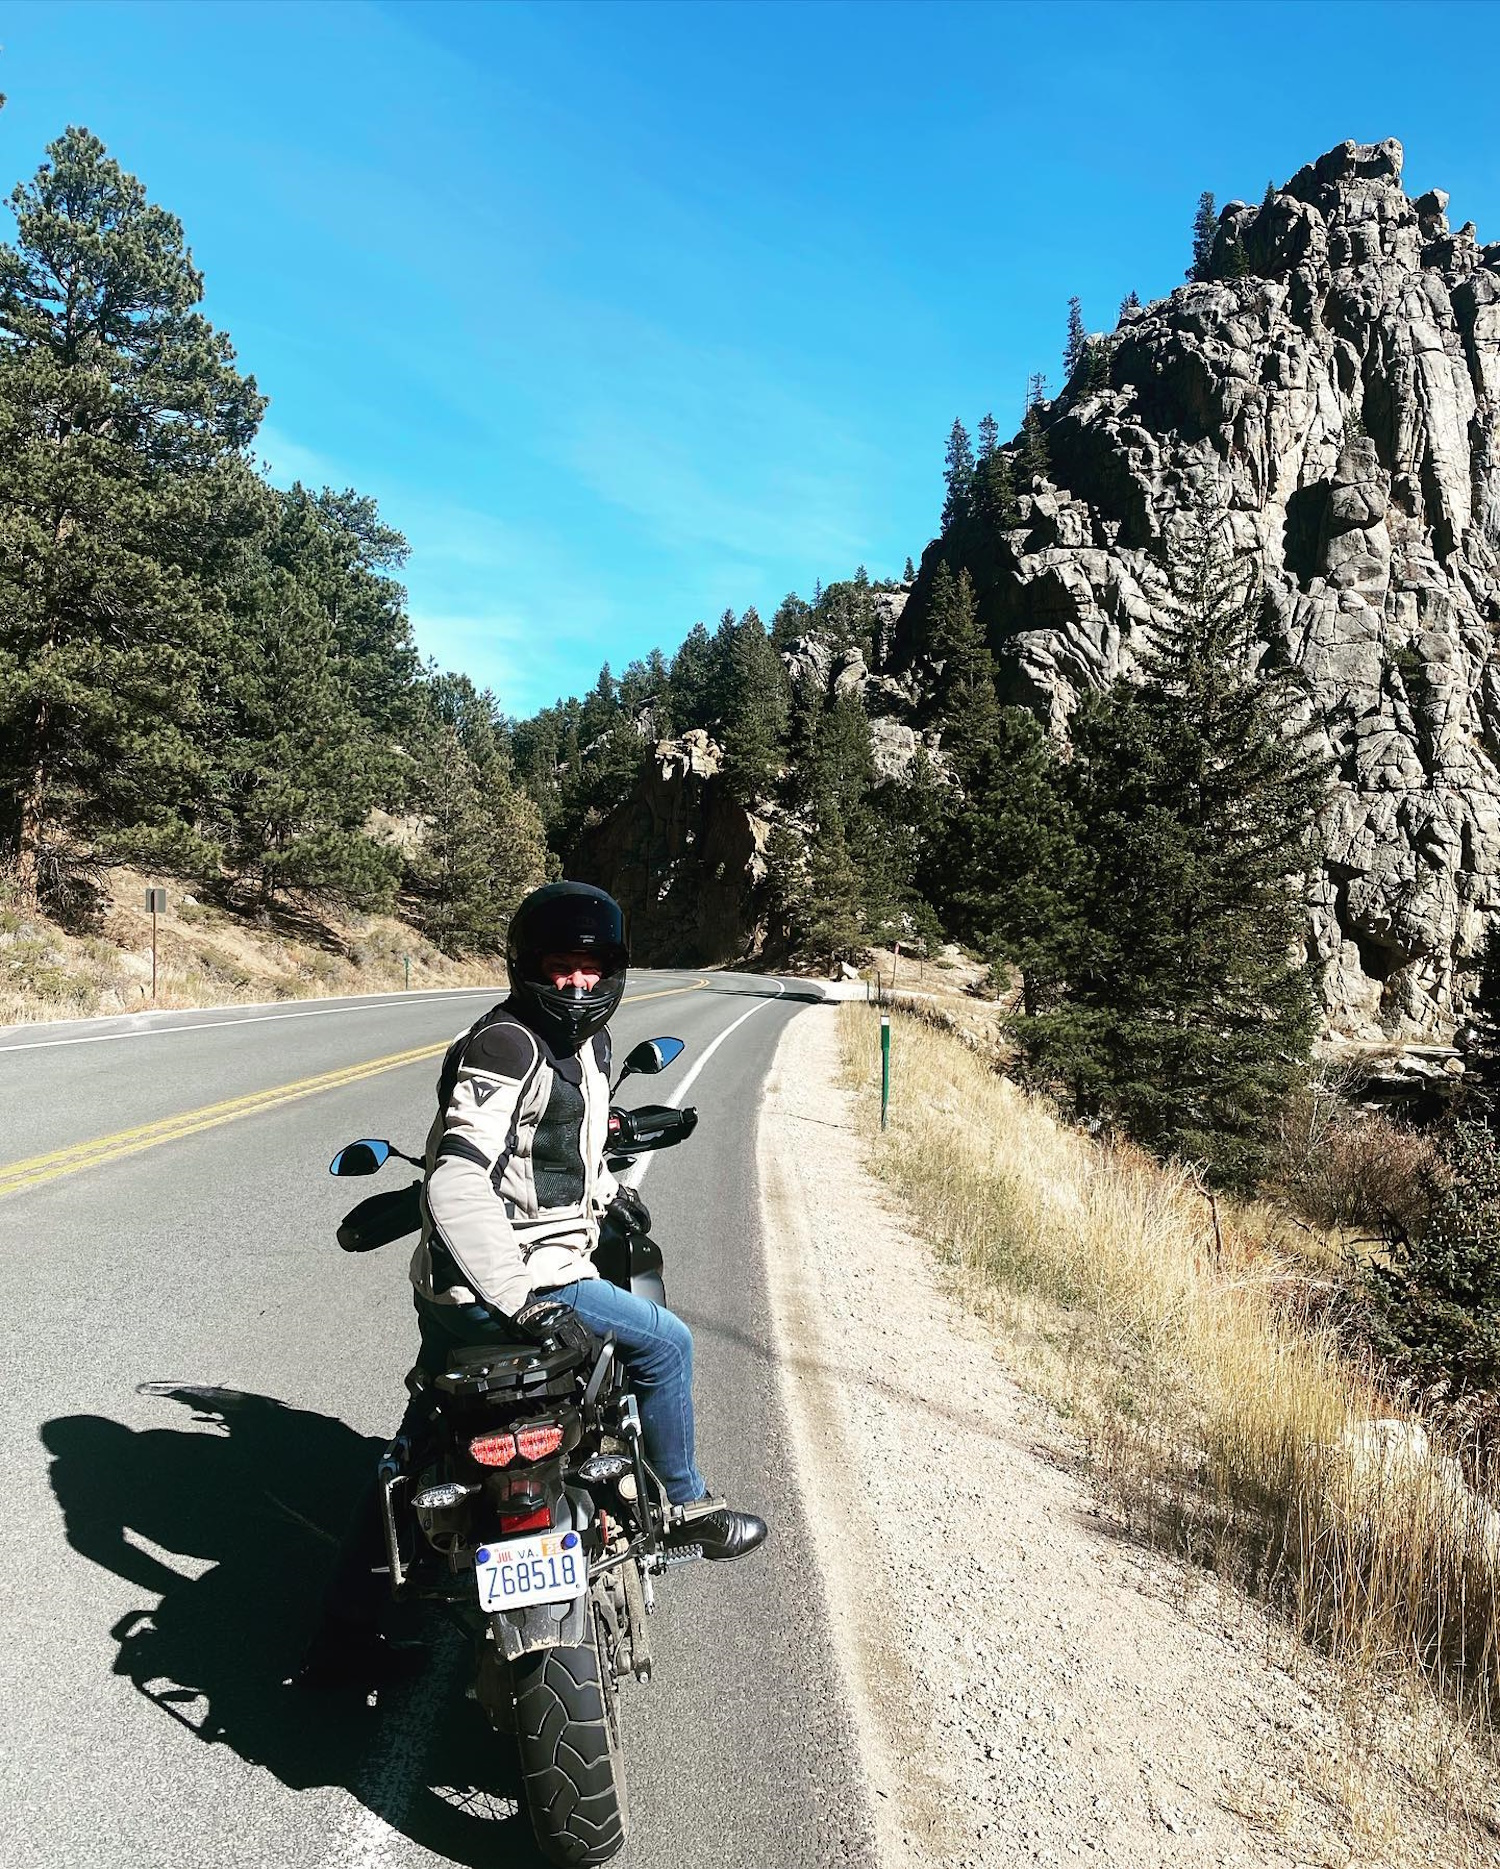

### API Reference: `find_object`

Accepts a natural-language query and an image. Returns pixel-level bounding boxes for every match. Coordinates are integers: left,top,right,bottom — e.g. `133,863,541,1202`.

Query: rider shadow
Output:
41,1385,548,1869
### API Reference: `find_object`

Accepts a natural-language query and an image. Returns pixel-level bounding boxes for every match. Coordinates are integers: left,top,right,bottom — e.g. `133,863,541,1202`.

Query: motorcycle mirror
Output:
329,1138,391,1177
620,1036,685,1079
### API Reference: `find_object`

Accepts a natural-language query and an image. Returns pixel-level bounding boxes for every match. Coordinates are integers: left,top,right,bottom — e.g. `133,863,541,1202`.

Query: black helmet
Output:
506,881,629,1053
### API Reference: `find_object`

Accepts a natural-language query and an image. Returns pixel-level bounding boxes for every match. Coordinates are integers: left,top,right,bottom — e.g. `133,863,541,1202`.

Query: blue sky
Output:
5,1,1500,715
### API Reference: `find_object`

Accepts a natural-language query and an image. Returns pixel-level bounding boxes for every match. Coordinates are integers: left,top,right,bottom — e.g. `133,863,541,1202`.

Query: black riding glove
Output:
607,1185,652,1236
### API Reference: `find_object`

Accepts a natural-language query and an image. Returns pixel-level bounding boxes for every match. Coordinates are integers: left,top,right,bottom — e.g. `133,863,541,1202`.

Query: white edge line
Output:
0,989,501,1052
0,978,703,1055
625,981,786,1190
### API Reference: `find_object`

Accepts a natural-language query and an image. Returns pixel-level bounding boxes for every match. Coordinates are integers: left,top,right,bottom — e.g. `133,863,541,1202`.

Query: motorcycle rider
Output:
302,881,765,1687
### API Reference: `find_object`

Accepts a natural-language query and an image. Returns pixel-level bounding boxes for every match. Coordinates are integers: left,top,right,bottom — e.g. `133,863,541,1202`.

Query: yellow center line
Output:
0,979,708,1201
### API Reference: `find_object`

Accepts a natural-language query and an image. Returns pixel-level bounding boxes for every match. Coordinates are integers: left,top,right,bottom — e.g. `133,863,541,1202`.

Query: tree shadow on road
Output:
40,1384,547,1868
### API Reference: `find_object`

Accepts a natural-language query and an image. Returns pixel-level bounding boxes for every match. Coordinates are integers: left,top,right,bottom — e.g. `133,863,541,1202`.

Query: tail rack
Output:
436,1339,588,1400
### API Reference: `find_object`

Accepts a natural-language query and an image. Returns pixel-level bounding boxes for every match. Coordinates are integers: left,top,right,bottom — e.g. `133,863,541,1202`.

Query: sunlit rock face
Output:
896,139,1500,1040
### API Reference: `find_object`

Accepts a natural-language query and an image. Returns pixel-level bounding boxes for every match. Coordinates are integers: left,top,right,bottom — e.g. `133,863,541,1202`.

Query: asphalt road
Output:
0,973,879,1869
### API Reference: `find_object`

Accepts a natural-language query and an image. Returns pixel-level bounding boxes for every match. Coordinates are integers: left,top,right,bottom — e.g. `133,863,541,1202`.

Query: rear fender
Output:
490,1593,590,1661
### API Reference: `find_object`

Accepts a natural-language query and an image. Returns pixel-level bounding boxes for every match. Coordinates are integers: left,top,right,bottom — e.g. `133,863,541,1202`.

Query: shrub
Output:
1363,1121,1500,1421
3,934,72,1002
1271,1074,1438,1243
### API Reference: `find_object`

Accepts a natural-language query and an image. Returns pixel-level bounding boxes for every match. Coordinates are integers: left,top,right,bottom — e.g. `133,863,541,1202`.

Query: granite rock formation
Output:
898,139,1500,1041
568,730,773,965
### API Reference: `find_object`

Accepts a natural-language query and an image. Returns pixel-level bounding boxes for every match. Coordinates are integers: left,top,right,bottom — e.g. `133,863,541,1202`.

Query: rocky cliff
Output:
899,138,1500,1042
569,730,773,965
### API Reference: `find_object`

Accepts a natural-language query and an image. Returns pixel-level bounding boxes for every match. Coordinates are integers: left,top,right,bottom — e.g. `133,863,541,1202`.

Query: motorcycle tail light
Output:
469,1431,517,1468
513,1423,564,1461
499,1504,553,1534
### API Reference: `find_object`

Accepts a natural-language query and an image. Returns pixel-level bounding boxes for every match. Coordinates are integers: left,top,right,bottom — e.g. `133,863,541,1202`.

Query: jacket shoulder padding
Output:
465,1015,539,1082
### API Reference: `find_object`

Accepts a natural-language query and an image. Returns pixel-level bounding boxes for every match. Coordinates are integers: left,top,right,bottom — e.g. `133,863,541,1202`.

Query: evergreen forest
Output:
1,127,1336,1190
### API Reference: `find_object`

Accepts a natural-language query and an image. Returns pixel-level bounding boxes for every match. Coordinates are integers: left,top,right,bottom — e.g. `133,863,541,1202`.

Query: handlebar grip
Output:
607,1103,698,1151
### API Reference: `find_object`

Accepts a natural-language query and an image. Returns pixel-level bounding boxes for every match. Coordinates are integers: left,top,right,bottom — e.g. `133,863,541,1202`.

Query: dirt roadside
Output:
756,1003,1483,1869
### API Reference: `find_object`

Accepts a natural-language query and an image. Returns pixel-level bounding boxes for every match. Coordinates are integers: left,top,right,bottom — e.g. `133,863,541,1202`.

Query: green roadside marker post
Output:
880,1012,891,1131
404,953,411,991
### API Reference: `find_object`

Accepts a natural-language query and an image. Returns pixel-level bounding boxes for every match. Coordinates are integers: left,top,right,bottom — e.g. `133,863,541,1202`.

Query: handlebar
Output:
605,1103,698,1156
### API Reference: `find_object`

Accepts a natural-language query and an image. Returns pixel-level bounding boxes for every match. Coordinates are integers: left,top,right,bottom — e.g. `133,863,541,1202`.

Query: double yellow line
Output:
0,979,707,1203
0,1040,450,1202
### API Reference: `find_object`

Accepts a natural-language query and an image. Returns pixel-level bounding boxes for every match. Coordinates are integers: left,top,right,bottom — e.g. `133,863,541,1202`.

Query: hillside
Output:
0,865,504,1026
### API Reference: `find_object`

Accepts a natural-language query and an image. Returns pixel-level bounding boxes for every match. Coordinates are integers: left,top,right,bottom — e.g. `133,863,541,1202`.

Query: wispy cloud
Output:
255,422,345,490
527,309,881,573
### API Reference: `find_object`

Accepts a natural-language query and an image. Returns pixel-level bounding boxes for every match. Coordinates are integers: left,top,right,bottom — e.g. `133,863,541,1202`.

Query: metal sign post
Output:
880,1013,891,1132
144,888,167,1000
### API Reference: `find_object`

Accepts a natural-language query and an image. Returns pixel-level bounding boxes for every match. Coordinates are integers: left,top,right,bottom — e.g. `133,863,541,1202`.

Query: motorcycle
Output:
328,1035,702,1868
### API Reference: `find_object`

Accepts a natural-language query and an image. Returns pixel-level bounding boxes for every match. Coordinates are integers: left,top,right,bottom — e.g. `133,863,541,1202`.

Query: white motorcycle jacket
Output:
410,1001,618,1318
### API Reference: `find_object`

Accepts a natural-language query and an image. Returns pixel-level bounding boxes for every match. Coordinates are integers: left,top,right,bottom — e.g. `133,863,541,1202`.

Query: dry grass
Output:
839,1002,1500,1844
0,865,504,1025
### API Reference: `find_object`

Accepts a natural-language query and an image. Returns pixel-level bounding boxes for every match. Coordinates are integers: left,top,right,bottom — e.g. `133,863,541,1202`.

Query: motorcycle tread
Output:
512,1620,627,1866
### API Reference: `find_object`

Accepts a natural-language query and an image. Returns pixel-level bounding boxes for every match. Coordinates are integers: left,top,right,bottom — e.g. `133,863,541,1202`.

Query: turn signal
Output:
469,1431,517,1468
514,1423,565,1461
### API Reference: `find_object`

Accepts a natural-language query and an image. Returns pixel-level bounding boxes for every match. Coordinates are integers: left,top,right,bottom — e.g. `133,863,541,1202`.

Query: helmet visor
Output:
514,892,628,982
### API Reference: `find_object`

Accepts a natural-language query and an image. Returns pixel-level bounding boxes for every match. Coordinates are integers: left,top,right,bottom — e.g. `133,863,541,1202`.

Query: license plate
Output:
474,1531,587,1610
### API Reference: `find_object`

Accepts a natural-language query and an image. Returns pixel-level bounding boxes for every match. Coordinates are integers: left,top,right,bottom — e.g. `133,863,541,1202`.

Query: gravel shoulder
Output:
757,1005,1489,1869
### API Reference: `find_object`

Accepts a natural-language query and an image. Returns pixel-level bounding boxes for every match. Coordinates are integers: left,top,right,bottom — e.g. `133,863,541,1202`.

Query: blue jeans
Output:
415,1279,706,1505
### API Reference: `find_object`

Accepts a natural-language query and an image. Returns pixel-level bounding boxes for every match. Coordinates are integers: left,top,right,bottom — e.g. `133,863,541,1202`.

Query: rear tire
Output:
512,1604,628,1866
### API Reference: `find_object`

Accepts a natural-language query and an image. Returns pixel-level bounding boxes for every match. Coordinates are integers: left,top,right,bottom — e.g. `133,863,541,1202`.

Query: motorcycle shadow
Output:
40,1385,550,1869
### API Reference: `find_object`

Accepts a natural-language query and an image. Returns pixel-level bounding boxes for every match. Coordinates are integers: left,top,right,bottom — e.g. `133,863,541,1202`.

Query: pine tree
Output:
578,662,621,746
944,707,1083,1016
408,715,548,956
668,621,718,731
927,563,999,783
719,605,788,802
941,418,975,531
555,657,645,847
1119,289,1142,319
1224,235,1250,278
802,695,877,967
976,448,1019,529
1084,338,1112,391
1023,490,1331,1186
770,590,814,648
976,412,1000,461
1064,297,1087,377
1188,189,1219,282
267,485,417,737
802,807,865,968
619,648,673,738
903,556,916,583
0,127,265,910
1020,375,1051,486
215,559,400,908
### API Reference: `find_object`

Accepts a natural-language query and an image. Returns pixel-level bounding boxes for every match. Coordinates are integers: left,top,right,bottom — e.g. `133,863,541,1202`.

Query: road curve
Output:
0,972,879,1869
